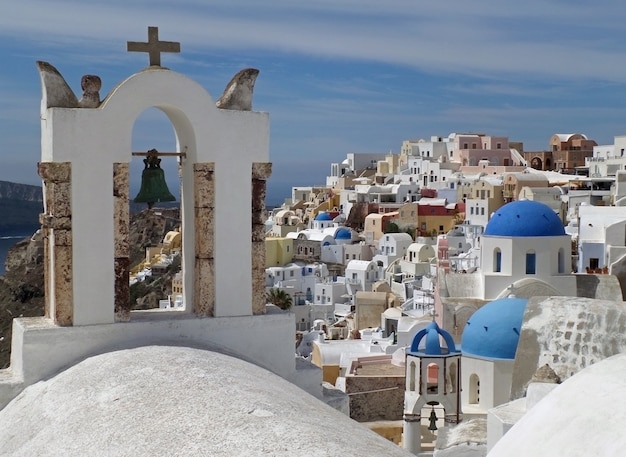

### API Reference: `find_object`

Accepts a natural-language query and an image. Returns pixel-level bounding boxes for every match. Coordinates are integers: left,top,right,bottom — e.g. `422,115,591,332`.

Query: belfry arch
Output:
38,62,270,326
0,29,308,411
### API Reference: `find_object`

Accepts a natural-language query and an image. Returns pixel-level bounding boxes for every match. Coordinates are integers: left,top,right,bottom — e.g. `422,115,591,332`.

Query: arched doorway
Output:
530,157,543,170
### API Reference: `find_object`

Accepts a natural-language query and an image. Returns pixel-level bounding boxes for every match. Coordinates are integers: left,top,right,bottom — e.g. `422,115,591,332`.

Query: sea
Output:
0,228,38,276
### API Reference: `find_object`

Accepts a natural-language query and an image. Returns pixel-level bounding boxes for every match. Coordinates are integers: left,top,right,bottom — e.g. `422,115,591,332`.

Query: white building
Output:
344,259,381,295
479,200,576,300
373,232,414,269
577,204,626,273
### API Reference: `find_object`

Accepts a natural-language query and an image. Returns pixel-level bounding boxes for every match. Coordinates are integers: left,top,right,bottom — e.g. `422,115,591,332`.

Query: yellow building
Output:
417,201,460,236
265,237,294,267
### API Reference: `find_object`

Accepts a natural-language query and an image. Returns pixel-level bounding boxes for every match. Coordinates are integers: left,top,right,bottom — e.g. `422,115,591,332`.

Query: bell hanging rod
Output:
132,146,187,159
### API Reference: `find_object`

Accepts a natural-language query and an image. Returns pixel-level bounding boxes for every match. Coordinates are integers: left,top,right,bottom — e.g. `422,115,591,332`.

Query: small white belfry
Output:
403,320,461,454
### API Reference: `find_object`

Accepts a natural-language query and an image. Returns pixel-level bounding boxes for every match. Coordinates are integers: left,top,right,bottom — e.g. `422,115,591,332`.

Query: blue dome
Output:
409,321,459,356
335,228,352,240
461,297,527,360
484,200,565,237
315,212,332,221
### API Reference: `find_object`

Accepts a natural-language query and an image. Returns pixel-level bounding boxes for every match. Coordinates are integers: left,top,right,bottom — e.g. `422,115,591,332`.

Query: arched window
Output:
427,363,439,394
409,361,416,391
526,250,536,274
558,248,565,273
448,361,457,393
469,373,480,404
493,248,502,273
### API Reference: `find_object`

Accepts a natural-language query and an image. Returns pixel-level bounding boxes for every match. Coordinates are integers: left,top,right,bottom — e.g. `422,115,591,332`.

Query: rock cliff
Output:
0,207,181,368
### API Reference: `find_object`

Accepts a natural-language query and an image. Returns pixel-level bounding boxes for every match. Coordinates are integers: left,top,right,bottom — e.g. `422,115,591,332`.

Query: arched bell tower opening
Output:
403,321,462,454
0,29,309,413
37,30,270,326
115,108,184,319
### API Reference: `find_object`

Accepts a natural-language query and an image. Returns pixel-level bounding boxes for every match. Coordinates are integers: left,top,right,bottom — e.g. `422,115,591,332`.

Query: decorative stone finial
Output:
37,61,78,109
216,68,259,111
78,75,102,108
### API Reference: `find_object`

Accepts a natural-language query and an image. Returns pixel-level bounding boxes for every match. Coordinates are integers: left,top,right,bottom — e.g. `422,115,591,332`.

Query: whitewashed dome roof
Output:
490,353,626,456
0,346,412,457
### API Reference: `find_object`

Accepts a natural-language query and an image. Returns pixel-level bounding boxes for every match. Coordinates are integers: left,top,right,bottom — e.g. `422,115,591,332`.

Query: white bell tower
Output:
403,320,462,454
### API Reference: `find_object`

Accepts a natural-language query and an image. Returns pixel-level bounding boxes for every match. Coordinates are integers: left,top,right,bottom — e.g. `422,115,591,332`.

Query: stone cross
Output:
127,26,180,67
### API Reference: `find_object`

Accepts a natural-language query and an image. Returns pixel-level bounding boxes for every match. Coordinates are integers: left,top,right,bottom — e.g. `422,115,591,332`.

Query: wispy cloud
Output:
1,0,626,193
3,1,626,83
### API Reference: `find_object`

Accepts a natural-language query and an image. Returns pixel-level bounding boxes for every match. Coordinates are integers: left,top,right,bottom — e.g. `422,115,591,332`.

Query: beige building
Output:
363,211,399,242
503,172,549,202
465,177,505,226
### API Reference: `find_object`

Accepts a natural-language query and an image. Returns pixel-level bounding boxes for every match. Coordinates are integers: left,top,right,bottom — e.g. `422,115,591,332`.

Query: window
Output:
290,270,294,277
427,363,439,394
470,207,474,215
558,248,565,273
480,207,485,215
448,362,458,393
526,251,536,274
469,374,480,404
497,143,501,149
494,248,502,272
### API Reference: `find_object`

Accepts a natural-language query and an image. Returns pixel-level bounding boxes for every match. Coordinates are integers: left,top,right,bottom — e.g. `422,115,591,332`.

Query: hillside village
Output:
3,27,626,456
262,131,626,455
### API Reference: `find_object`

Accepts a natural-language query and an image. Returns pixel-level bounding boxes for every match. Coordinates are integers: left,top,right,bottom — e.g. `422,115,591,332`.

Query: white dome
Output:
490,353,626,456
0,346,411,457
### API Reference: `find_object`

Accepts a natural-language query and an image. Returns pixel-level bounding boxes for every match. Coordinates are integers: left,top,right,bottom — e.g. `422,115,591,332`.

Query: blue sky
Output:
2,1,626,205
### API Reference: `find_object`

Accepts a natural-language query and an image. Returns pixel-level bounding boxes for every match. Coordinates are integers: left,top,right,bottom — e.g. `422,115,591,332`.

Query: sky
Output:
2,1,626,205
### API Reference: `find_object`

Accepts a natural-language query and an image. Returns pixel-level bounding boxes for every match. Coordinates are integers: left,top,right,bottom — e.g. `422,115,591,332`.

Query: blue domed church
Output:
460,296,528,415
479,200,575,299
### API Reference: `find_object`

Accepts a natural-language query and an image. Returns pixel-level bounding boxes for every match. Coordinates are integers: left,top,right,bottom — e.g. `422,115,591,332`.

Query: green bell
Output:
428,408,438,431
134,149,176,208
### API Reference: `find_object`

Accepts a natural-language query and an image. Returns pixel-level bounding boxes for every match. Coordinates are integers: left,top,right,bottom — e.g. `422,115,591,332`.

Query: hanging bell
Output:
428,408,438,431
134,149,176,209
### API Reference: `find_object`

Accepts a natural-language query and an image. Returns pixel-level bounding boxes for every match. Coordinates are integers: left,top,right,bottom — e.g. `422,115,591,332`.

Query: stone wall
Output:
341,375,405,422
511,295,626,399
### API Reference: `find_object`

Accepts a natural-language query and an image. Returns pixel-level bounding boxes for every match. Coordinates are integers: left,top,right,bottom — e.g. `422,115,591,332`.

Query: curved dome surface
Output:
335,227,352,239
461,297,528,360
409,321,459,356
490,353,626,456
0,346,409,457
315,212,332,221
484,200,565,237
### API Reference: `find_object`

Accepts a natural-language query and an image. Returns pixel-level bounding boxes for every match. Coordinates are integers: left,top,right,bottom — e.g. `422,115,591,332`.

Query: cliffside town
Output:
263,131,626,453
4,131,626,453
